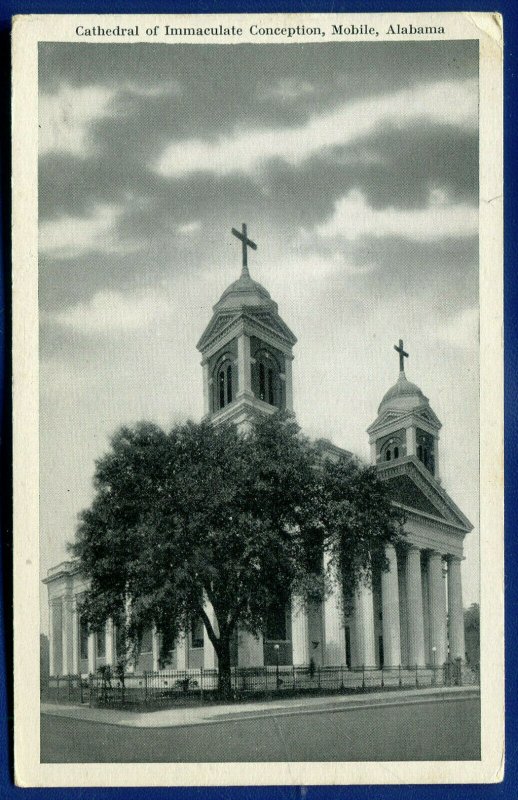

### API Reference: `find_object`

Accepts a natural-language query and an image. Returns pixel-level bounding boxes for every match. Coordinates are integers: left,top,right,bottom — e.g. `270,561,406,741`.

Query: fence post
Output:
317,667,321,689
381,665,384,690
68,675,72,701
362,665,365,690
398,664,402,688
88,673,93,707
200,668,204,704
340,665,344,691
415,664,418,688
144,671,148,704
79,673,83,704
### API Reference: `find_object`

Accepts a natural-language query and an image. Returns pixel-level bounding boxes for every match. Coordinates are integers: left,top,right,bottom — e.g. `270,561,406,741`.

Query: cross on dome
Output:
394,338,409,373
231,223,257,277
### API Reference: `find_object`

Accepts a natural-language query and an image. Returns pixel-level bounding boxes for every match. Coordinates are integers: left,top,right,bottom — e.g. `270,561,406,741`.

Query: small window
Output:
80,618,89,660
385,449,391,461
394,446,399,459
219,370,225,408
265,604,288,641
417,444,423,460
140,628,153,653
96,626,106,658
191,617,204,649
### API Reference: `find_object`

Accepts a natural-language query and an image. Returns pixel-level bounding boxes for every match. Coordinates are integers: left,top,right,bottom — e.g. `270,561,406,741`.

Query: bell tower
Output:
367,339,442,480
196,224,297,431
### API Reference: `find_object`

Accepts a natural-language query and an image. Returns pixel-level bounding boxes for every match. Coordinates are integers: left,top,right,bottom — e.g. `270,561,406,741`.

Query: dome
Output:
378,372,429,414
214,269,277,312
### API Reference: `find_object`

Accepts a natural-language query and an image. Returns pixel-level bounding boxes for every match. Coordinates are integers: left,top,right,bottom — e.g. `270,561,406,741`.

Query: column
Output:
354,582,376,667
61,595,73,675
48,601,56,676
291,596,309,666
405,546,426,666
202,362,210,415
105,618,116,667
323,554,346,666
406,425,417,456
238,630,264,667
428,552,447,665
203,600,219,670
381,545,401,666
284,356,294,412
152,628,161,671
236,333,252,398
448,556,465,661
176,634,189,670
71,597,79,674
87,632,96,674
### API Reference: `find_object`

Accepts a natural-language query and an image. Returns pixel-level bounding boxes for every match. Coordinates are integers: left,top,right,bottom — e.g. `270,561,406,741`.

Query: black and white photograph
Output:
12,12,503,786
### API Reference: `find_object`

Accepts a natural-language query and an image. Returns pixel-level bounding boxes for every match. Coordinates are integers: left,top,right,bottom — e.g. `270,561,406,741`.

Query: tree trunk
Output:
217,636,233,700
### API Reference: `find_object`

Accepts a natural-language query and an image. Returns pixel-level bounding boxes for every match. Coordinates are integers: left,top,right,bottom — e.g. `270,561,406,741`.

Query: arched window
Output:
394,446,399,459
255,349,280,407
259,362,266,401
215,357,234,410
385,449,391,461
417,444,423,461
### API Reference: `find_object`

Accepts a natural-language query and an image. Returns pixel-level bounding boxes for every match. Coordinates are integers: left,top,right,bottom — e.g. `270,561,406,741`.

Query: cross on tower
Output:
231,223,257,276
394,338,409,373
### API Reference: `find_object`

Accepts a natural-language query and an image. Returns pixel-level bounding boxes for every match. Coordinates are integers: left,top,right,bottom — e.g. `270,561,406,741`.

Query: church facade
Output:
44,226,473,677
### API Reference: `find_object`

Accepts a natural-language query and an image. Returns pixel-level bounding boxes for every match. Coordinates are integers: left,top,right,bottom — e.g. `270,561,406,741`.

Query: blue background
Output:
0,0,514,797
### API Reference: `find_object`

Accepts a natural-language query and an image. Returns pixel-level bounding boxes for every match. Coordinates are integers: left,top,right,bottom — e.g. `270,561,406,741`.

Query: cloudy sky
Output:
39,41,479,630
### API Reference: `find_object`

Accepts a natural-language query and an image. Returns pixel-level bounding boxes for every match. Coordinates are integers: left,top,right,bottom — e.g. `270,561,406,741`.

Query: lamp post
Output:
432,646,437,685
274,644,280,689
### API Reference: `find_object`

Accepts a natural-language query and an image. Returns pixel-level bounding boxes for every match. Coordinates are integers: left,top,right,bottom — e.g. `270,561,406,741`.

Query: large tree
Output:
72,413,404,696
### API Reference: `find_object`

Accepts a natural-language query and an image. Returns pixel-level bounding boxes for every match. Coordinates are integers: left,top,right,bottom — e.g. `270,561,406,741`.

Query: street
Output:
41,696,480,762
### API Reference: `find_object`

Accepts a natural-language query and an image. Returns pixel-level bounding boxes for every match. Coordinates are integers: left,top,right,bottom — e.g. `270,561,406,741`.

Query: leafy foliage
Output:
72,413,404,693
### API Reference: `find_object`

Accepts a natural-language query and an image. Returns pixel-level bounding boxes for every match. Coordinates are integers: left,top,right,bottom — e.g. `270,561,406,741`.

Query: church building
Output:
44,225,473,677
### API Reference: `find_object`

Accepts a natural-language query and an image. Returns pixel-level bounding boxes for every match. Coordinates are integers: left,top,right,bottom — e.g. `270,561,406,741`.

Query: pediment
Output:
197,311,240,351
367,408,407,434
378,457,473,532
244,309,297,345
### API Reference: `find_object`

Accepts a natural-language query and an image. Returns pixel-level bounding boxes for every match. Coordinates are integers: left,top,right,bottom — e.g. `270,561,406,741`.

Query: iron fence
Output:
41,660,478,709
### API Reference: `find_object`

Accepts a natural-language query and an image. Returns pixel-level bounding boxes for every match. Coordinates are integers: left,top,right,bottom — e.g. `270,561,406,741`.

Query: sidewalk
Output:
41,685,479,729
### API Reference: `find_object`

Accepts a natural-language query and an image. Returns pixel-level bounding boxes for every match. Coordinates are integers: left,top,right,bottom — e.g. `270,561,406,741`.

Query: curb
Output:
41,686,480,730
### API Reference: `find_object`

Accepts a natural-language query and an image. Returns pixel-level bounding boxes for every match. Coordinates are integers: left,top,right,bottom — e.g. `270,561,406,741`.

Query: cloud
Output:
315,188,478,242
121,80,182,98
43,286,173,334
259,78,315,102
155,79,477,179
39,84,117,157
178,220,201,235
39,203,140,260
433,307,479,349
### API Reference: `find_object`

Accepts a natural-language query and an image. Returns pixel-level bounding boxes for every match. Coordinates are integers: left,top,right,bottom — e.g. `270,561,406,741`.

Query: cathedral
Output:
44,225,473,677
